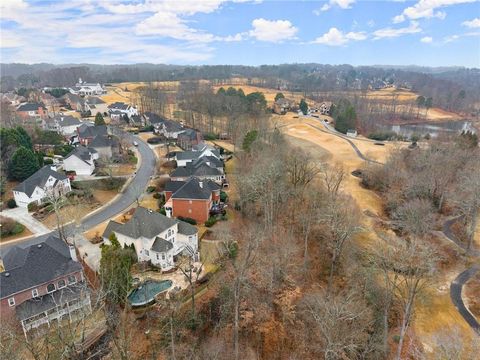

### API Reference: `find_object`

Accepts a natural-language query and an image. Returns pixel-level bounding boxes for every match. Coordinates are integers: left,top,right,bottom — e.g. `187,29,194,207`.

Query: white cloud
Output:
249,18,298,42
462,18,480,28
312,27,367,46
0,31,25,48
314,0,355,14
0,0,28,20
444,31,480,42
373,21,422,39
392,0,476,23
421,36,433,42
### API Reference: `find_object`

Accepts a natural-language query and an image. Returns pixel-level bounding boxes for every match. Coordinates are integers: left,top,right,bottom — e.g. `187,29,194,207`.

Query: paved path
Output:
442,216,480,335
1,207,51,236
0,132,156,270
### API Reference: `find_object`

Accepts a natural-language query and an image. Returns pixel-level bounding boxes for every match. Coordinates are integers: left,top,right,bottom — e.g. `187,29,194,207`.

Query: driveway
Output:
1,207,50,236
0,132,156,267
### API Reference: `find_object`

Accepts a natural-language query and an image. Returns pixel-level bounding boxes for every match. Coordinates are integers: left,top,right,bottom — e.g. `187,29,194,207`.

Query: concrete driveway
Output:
1,207,50,236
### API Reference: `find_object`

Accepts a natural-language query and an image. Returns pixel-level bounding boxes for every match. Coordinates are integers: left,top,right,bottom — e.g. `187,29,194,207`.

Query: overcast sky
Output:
1,0,479,67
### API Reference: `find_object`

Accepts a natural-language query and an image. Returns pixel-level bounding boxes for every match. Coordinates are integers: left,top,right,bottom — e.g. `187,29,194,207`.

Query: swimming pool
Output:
127,279,173,307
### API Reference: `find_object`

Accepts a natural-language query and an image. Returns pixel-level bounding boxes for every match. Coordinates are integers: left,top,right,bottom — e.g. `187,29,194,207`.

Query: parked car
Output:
133,141,138,146
210,204,227,216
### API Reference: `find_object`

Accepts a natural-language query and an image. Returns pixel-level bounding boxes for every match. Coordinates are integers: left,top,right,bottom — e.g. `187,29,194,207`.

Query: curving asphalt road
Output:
0,132,156,255
443,216,480,335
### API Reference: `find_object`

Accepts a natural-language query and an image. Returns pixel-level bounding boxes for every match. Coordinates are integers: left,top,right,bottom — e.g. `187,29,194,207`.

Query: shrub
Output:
205,216,218,227
204,133,218,141
367,131,397,141
27,202,39,212
220,191,228,203
7,198,17,208
221,214,228,221
0,216,25,237
147,137,164,144
153,192,162,199
43,158,54,165
158,208,166,215
146,186,156,193
178,216,197,225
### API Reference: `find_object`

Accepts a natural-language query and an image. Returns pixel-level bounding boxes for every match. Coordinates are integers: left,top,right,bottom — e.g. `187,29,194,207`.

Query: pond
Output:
127,279,173,307
385,120,476,139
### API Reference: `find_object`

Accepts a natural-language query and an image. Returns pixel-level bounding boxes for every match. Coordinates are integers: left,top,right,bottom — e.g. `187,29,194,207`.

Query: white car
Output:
133,141,138,146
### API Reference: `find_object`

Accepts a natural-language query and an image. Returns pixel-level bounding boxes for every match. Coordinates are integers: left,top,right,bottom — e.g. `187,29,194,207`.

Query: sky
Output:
1,0,479,67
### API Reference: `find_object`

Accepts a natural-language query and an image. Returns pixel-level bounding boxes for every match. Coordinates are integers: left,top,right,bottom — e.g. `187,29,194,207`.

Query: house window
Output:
68,275,76,285
145,250,149,256
162,254,165,260
156,254,160,260
168,229,172,237
58,279,66,289
32,289,39,297
47,283,56,293
189,200,192,204
8,297,15,307
188,209,192,214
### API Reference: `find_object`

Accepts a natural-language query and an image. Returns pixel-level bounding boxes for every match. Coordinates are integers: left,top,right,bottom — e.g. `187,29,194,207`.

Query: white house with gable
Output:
13,166,72,208
63,146,98,176
102,207,198,271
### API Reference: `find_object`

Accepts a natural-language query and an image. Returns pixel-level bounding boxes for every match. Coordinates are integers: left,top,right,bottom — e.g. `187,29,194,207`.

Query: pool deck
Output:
133,261,206,296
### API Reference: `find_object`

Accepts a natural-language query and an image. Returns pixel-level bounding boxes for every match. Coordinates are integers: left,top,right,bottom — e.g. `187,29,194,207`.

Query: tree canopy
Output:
95,112,106,126
9,146,40,181
275,93,285,101
299,99,308,115
332,99,356,134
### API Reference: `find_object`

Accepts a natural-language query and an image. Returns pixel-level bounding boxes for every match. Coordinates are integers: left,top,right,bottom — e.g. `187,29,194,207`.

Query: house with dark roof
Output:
142,112,166,128
170,161,225,183
177,128,203,150
0,235,90,337
108,102,138,119
175,144,221,167
77,124,108,145
16,102,47,119
13,166,71,208
85,96,108,114
89,134,119,158
164,177,221,224
44,115,82,135
154,119,185,139
102,207,198,271
63,146,98,175
273,98,296,115
63,93,87,112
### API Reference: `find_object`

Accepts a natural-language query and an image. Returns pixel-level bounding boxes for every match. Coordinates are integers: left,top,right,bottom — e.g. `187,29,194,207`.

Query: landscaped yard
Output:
0,216,33,242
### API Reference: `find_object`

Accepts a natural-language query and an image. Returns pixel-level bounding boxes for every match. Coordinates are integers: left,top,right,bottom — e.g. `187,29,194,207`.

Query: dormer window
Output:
8,297,15,307
32,289,39,297
58,279,66,289
47,283,56,293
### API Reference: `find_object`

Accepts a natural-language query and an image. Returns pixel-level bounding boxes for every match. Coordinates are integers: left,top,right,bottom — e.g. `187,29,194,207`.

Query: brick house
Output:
164,177,221,224
272,98,296,115
16,102,47,120
77,124,108,145
176,128,203,150
0,235,91,337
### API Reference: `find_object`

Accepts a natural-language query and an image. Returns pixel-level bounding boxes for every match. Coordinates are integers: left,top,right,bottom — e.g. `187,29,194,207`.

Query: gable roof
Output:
86,96,105,105
0,235,82,299
78,124,108,138
171,177,212,200
170,163,223,179
108,102,129,110
53,115,81,127
163,119,183,133
143,112,166,125
102,206,198,240
178,128,198,140
164,180,186,193
14,166,68,197
89,134,117,148
177,221,197,236
150,237,173,253
192,156,223,169
175,150,199,161
64,146,95,164
17,102,46,112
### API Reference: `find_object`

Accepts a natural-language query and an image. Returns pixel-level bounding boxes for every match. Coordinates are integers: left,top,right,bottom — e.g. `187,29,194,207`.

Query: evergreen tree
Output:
332,98,356,134
95,112,106,126
275,93,285,101
299,99,308,115
9,146,40,181
242,130,258,152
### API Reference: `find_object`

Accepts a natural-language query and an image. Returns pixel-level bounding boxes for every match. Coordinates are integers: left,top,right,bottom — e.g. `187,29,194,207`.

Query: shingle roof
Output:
108,102,129,110
178,128,198,140
170,163,223,179
16,284,89,320
53,115,81,127
78,124,108,138
192,156,223,169
14,166,68,197
143,112,166,125
89,135,117,148
86,97,105,105
17,102,46,112
150,237,173,253
177,221,197,236
102,207,197,240
0,236,82,299
64,146,94,164
175,151,199,161
163,120,183,132
164,180,186,193
170,177,212,200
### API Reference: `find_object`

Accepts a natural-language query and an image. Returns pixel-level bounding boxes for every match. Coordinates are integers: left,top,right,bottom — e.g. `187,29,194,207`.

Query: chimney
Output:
69,245,78,262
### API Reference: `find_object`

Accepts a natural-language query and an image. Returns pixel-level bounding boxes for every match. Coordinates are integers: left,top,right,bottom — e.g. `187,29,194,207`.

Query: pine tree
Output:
9,147,40,181
299,99,308,115
95,112,106,126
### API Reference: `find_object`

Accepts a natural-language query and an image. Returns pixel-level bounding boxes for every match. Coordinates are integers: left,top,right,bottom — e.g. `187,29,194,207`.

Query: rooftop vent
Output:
4,272,10,277
37,244,42,248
